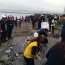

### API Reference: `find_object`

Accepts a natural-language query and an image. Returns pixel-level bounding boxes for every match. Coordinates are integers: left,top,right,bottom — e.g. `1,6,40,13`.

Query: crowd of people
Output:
45,14,65,65
0,15,14,43
0,14,32,43
30,14,60,35
0,13,65,65
23,14,65,65
0,13,60,43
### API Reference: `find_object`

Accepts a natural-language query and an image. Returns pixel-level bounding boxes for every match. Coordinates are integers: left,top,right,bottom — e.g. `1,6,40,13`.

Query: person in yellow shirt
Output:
23,29,48,65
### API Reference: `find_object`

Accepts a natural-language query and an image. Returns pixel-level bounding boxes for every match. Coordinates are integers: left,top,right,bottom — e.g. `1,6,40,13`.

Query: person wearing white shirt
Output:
51,18,56,34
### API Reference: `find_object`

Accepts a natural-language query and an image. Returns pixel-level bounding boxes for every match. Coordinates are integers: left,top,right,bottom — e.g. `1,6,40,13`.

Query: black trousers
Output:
1,31,7,42
49,25,51,32
51,26,54,34
38,22,41,29
23,56,35,65
8,29,12,39
0,33,1,42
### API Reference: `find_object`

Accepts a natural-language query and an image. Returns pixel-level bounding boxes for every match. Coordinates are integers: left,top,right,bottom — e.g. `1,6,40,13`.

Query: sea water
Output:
0,12,33,19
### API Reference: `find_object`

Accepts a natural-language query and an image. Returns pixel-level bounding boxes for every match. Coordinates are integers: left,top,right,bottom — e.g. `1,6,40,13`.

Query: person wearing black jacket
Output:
60,14,65,42
0,15,7,43
7,16,14,40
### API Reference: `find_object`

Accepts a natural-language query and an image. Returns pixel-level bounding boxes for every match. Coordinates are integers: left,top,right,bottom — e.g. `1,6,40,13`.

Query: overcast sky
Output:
0,0,65,13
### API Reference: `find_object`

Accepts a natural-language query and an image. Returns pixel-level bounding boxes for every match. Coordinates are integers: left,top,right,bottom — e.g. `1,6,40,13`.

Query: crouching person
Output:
23,29,48,65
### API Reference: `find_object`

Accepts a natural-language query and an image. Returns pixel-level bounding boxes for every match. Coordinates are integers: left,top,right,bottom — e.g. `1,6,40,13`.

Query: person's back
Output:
24,41,38,58
45,41,65,65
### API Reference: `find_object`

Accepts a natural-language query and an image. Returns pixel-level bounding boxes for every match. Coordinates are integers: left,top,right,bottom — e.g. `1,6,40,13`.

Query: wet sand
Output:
0,23,60,65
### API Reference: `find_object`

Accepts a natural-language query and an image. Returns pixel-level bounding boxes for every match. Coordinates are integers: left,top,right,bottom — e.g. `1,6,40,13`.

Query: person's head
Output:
34,29,48,46
9,15,13,21
60,14,65,21
1,15,6,20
